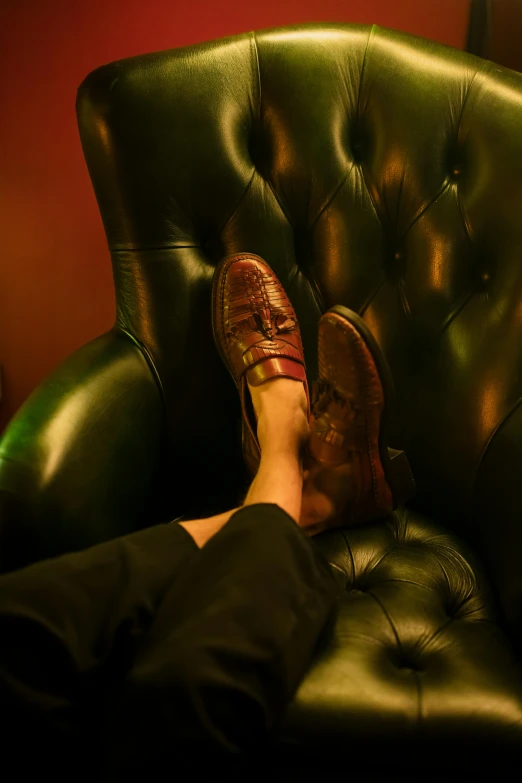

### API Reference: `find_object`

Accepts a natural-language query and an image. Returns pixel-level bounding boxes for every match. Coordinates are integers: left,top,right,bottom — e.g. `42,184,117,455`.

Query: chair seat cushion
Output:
280,508,522,766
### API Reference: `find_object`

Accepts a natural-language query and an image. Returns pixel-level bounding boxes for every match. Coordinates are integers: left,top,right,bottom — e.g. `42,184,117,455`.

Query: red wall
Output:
0,0,470,430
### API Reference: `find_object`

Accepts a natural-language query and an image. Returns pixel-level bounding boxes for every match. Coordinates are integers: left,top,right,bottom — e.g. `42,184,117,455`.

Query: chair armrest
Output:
0,329,165,572
474,402,522,651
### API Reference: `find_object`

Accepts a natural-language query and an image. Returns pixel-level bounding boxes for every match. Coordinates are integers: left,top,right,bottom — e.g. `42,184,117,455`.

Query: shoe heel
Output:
387,447,416,508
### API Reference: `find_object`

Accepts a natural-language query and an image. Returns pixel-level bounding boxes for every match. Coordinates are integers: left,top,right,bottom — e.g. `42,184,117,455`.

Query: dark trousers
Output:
0,503,340,778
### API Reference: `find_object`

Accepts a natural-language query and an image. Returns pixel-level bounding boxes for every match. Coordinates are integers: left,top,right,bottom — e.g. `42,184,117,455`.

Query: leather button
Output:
445,601,464,619
399,665,420,674
352,141,364,162
397,660,422,673
248,127,265,170
476,267,492,291
350,128,365,163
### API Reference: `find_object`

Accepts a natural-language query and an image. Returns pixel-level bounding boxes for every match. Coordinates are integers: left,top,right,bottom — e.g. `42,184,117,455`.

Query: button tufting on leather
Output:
349,127,365,164
204,235,224,264
398,663,423,674
352,140,364,163
445,599,466,619
247,127,267,176
387,247,405,282
396,654,423,673
446,143,463,182
476,265,493,291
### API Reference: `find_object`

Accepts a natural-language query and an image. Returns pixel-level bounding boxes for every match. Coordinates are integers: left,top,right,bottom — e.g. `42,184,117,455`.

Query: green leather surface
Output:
74,24,522,523
73,22,522,640
2,22,522,762
292,509,522,764
0,329,166,571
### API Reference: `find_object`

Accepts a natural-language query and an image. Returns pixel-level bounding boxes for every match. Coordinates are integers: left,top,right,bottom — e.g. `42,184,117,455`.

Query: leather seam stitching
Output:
341,529,356,582
453,64,488,249
265,176,295,231
309,164,355,232
456,62,487,147
115,327,167,414
306,32,369,230
215,169,256,239
427,617,454,647
357,25,375,121
359,274,387,316
354,26,384,230
369,590,405,657
402,62,484,243
210,33,262,243
435,287,476,339
456,176,475,247
251,31,262,121
369,545,397,573
401,179,452,242
250,31,295,232
471,394,522,522
397,274,412,322
378,578,433,592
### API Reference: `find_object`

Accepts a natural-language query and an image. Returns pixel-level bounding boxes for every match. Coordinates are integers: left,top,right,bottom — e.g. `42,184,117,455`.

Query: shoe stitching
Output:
218,258,260,471
224,262,303,368
218,256,308,474
319,315,383,517
356,332,380,508
218,257,233,371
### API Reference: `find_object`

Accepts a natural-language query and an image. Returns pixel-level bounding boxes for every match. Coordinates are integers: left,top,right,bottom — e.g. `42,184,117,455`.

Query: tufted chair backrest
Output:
77,23,522,554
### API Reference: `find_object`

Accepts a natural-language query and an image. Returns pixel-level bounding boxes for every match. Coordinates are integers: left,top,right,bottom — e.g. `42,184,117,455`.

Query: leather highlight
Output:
1,23,522,767
212,252,310,476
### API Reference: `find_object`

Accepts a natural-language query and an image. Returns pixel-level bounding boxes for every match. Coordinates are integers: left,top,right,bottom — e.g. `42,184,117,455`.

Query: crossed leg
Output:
180,376,330,548
0,376,340,778
180,376,308,546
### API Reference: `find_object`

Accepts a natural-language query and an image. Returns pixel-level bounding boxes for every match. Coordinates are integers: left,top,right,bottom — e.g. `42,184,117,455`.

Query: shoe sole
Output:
324,304,415,509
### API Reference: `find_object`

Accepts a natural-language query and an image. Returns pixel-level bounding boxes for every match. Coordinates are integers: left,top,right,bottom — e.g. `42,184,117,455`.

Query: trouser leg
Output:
0,521,199,775
104,503,340,774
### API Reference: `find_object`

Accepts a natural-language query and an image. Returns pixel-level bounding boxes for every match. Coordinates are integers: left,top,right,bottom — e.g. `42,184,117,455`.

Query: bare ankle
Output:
247,378,308,454
258,407,309,458
248,377,308,420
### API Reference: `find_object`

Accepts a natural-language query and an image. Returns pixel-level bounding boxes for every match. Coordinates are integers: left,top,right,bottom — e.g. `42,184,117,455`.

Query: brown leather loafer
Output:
305,305,415,532
212,253,310,477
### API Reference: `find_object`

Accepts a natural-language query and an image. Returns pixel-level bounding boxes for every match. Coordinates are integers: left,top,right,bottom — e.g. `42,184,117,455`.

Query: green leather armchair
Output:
2,22,522,774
